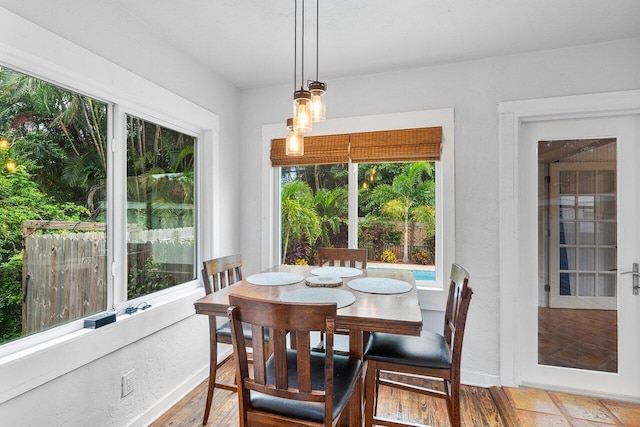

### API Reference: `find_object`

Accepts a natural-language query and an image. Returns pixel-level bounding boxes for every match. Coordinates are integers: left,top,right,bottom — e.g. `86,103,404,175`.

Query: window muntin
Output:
125,115,196,300
0,66,108,345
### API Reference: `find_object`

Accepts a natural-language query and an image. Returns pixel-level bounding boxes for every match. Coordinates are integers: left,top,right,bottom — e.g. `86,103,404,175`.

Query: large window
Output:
274,127,440,285
0,68,199,347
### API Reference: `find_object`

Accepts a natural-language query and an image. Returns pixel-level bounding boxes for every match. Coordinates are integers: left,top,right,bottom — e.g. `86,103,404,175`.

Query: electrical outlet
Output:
122,369,135,397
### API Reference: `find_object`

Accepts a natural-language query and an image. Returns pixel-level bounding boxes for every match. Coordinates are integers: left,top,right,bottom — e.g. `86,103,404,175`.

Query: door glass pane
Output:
598,274,616,297
578,170,595,193
559,170,576,193
538,139,617,373
578,273,596,296
578,222,595,244
577,196,595,219
578,248,595,270
597,222,616,245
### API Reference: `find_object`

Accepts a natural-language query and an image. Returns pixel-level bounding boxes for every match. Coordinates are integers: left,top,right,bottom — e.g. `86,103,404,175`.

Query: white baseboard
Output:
461,368,501,388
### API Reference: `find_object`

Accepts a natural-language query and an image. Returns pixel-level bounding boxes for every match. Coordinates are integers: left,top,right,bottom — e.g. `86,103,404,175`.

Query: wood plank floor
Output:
151,356,505,426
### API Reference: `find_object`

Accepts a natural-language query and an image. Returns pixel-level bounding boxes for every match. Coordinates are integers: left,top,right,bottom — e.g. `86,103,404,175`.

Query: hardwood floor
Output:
151,356,504,426
151,356,640,426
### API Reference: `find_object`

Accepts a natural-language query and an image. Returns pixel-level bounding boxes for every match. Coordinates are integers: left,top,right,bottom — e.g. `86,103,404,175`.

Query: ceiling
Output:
2,0,640,90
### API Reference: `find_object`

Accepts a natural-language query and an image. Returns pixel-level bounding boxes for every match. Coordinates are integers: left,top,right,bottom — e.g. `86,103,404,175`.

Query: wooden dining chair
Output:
363,263,473,427
201,254,253,426
227,294,363,427
317,247,368,268
315,247,368,352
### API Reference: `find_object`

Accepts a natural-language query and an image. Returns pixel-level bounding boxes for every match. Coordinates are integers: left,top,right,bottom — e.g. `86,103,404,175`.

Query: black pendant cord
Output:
293,0,297,93
301,0,305,90
315,0,319,81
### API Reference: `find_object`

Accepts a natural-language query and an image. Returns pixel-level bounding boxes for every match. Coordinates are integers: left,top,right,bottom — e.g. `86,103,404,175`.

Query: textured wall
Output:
239,37,640,379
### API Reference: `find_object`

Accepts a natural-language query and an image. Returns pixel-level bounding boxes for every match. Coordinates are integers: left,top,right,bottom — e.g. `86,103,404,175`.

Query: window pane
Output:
126,115,196,299
358,162,436,280
280,164,348,264
0,67,108,344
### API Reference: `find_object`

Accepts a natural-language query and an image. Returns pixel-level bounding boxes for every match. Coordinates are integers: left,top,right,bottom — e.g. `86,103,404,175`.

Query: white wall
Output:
0,7,241,426
239,37,640,381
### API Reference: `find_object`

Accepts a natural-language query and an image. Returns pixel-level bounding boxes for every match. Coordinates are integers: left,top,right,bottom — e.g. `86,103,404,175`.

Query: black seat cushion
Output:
364,330,452,369
250,350,362,423
216,320,269,341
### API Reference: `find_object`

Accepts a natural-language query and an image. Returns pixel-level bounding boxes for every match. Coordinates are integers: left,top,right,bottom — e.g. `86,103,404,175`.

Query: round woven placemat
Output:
280,288,356,308
245,272,305,286
346,277,412,294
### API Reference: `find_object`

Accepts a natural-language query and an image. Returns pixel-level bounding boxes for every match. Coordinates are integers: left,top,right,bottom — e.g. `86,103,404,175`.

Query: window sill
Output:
417,285,448,311
0,284,205,404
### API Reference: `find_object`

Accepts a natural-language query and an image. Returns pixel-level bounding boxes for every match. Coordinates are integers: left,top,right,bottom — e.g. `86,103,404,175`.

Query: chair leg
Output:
448,378,461,427
202,341,218,425
363,361,377,427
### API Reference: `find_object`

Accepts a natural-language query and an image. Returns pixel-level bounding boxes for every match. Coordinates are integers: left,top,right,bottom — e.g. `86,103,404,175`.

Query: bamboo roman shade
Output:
270,126,442,166
349,127,442,163
270,134,350,166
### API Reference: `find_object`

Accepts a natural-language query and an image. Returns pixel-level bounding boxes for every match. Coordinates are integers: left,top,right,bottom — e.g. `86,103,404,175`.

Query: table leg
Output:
339,330,363,426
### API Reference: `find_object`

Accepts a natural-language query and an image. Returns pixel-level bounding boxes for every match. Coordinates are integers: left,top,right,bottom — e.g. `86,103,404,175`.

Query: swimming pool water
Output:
412,269,436,281
369,267,436,281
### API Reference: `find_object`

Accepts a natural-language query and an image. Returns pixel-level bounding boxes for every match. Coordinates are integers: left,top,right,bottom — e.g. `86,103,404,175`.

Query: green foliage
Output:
380,250,398,263
0,254,23,341
412,248,432,265
0,166,89,261
128,259,175,300
359,220,398,260
281,181,321,263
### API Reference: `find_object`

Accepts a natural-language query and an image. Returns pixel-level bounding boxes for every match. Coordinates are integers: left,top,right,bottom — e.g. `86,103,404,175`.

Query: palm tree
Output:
370,162,435,262
313,186,348,248
281,181,321,264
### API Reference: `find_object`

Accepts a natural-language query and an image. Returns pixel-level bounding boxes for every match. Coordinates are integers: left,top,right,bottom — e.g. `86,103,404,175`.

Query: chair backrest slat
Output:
202,254,243,295
317,247,368,268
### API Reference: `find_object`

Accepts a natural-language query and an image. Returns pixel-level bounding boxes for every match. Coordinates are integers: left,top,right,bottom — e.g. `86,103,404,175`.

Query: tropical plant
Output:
368,162,435,262
281,181,321,264
313,186,348,248
380,249,398,263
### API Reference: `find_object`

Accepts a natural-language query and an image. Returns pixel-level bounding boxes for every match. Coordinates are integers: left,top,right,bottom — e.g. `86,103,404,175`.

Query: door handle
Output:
621,262,640,295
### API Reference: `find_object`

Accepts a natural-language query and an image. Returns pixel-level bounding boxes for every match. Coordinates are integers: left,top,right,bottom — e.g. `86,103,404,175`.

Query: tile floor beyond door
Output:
503,387,640,426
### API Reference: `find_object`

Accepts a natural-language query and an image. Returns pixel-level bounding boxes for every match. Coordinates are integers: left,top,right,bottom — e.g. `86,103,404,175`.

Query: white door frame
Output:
497,89,640,392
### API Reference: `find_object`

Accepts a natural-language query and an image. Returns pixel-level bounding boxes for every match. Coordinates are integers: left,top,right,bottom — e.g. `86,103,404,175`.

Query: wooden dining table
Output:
193,264,423,426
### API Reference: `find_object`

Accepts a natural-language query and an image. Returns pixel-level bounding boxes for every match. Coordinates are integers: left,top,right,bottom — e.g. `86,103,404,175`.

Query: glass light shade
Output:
308,81,326,122
5,159,17,172
286,129,304,156
293,89,312,133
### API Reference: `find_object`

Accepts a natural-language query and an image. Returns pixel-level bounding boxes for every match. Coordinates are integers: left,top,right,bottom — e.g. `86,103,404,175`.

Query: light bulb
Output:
286,129,304,156
293,89,312,133
297,102,310,129
309,81,326,122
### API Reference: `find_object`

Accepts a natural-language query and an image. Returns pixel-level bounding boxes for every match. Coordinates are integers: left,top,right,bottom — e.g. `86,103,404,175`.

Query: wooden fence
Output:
22,221,194,335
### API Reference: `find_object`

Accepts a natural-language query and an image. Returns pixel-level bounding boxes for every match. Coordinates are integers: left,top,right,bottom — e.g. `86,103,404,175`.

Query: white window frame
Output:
261,108,454,311
0,9,219,404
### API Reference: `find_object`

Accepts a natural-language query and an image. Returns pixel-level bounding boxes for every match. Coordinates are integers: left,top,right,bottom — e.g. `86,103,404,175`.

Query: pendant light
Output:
285,117,304,156
292,0,312,134
309,0,326,122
